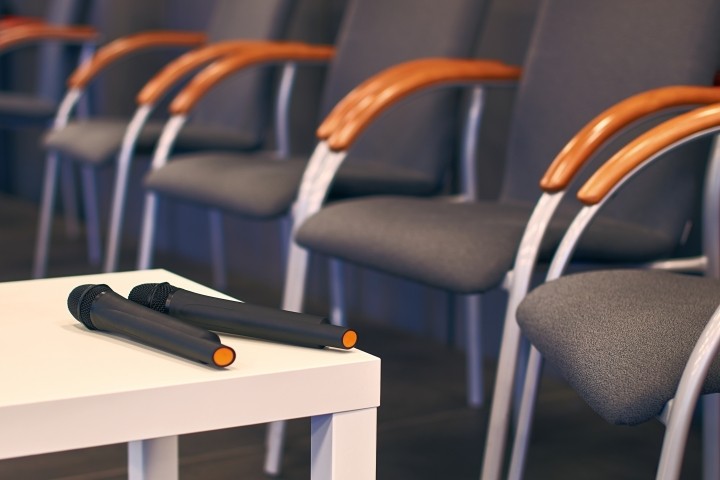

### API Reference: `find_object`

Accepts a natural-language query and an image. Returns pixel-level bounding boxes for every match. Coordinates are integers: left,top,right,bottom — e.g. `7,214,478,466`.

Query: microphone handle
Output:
90,294,234,367
98,291,221,343
167,290,356,349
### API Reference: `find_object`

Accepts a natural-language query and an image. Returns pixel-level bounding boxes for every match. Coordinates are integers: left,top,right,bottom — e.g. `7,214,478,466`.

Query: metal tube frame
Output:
480,191,565,480
103,104,155,272
274,63,297,159
137,115,188,270
33,88,82,278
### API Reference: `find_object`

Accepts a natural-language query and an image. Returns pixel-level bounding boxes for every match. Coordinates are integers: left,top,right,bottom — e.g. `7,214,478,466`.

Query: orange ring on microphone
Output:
342,330,358,349
212,345,236,367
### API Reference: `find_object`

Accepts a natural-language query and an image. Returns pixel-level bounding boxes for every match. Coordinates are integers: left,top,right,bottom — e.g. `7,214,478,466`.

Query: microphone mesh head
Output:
67,284,111,329
128,282,178,313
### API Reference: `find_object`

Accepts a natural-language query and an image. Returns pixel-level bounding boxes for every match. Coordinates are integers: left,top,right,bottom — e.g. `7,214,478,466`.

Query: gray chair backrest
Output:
500,0,720,250
38,0,94,102
191,0,296,148
321,0,489,190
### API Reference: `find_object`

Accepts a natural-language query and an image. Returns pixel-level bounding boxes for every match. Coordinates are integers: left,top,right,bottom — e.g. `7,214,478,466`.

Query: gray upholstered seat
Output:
0,94,55,125
144,154,438,218
296,197,678,293
517,269,720,426
43,118,260,165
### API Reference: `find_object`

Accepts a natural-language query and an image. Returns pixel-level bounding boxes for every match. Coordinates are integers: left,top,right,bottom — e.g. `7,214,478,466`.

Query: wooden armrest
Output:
326,58,521,151
0,16,44,30
316,58,472,140
0,24,97,51
577,102,720,205
68,30,207,89
136,40,275,105
169,42,334,114
540,86,720,193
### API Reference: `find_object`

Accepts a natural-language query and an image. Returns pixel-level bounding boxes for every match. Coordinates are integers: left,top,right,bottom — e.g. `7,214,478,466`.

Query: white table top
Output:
0,270,380,459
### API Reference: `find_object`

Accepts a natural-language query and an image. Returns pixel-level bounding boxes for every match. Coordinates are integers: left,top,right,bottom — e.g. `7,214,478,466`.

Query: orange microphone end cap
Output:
212,345,236,367
342,329,358,349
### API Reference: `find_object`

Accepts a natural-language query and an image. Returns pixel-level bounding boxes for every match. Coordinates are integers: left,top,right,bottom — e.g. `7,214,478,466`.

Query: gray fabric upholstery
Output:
43,118,260,165
0,94,55,126
296,197,676,293
144,154,439,218
145,153,306,217
517,270,720,426
316,0,487,186
144,0,488,211
190,0,295,146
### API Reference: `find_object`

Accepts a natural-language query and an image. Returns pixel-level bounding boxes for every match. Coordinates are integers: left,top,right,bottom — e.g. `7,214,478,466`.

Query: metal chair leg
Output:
103,105,154,273
209,209,227,291
329,259,346,327
264,237,313,476
137,192,159,270
703,394,720,480
264,418,287,476
480,304,525,480
465,293,484,408
507,346,544,480
80,165,102,266
33,152,61,278
59,158,80,239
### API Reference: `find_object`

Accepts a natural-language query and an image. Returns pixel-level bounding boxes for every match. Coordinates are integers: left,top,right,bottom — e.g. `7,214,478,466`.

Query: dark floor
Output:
0,194,703,479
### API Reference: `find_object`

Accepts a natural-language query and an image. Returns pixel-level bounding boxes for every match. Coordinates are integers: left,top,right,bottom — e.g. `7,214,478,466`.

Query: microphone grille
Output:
67,284,111,329
128,282,177,313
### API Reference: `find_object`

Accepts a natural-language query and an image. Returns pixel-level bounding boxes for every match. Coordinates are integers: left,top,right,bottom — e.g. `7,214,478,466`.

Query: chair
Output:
135,0,493,289
134,0,493,473
513,102,720,479
0,0,95,128
289,0,720,477
33,0,297,278
0,0,96,230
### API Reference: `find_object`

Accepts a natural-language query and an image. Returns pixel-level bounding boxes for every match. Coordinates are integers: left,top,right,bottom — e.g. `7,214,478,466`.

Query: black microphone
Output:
128,282,358,350
67,284,236,367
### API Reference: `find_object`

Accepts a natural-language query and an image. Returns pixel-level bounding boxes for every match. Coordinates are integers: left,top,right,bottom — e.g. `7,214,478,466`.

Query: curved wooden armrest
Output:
540,86,720,193
169,42,334,114
577,102,720,205
0,16,44,30
136,40,276,105
0,24,97,51
68,30,207,89
316,58,482,140
325,59,521,151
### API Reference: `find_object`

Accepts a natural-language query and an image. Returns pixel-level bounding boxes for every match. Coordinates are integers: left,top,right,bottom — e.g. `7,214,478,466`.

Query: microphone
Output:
67,284,236,368
128,282,358,350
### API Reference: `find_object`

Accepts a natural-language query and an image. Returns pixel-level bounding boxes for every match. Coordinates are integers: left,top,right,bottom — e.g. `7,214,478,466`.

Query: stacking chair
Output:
34,0,296,278
0,0,95,129
513,102,720,479
288,0,720,477
134,0,493,473
135,0,493,290
0,0,96,215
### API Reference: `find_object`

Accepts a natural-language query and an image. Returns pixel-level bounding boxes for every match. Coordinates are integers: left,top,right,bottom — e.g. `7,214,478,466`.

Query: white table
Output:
0,270,380,479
